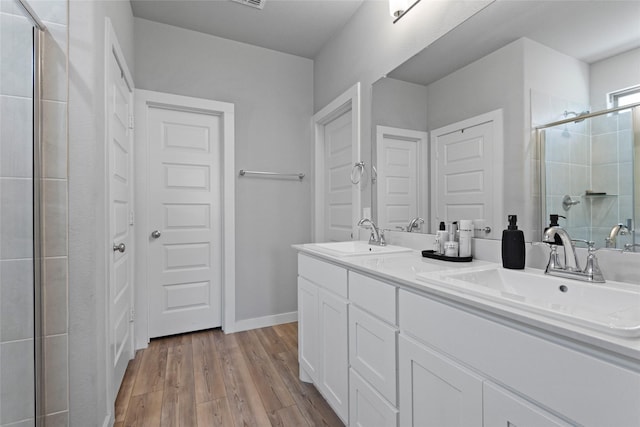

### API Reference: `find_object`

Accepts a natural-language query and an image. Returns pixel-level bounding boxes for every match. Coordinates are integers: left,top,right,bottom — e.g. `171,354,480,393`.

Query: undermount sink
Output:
417,267,640,337
306,241,412,257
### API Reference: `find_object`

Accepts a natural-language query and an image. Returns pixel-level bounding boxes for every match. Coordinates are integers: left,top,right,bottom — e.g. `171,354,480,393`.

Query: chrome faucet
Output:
542,226,604,283
357,218,386,246
407,217,424,233
605,223,630,248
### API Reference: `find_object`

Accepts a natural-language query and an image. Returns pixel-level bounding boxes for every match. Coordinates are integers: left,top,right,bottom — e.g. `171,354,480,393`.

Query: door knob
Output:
151,230,161,239
113,243,126,253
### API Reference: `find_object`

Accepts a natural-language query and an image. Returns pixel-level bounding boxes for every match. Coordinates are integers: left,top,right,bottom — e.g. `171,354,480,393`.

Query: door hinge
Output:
129,309,135,323
128,115,134,130
129,210,134,226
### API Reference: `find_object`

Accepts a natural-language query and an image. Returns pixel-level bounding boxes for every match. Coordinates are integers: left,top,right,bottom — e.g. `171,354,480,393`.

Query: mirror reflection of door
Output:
431,110,503,239
376,126,428,231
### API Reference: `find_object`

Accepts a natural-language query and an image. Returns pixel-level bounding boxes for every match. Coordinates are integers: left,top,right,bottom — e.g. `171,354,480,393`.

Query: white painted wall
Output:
133,18,313,324
590,47,640,110
372,77,428,132
314,0,493,213
68,1,135,425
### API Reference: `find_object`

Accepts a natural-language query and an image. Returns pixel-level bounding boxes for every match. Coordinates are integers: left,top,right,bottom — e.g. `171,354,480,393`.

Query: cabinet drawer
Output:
484,382,573,427
298,254,347,298
399,290,640,427
350,368,398,427
349,305,398,405
349,271,396,325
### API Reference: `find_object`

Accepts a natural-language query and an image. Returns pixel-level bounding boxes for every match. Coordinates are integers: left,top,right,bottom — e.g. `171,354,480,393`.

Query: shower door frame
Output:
14,0,47,424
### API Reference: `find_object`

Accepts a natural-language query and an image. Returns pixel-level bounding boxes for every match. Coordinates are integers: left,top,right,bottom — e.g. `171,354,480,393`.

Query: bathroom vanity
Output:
295,244,640,427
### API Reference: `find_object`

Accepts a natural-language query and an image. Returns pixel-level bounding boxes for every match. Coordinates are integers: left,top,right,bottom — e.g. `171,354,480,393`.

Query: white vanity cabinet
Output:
297,254,349,424
348,271,399,426
297,251,640,427
399,289,640,427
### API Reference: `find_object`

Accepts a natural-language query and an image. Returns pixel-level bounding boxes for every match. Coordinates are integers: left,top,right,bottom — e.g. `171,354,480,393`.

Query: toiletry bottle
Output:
502,215,525,269
544,214,564,246
435,221,448,254
459,220,473,258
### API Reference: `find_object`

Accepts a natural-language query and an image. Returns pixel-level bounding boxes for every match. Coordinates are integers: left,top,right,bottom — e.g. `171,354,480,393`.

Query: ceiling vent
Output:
231,0,265,10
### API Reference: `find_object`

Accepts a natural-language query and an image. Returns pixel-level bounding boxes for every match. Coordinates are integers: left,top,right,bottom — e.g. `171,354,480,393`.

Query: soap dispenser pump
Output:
544,214,565,246
502,215,525,269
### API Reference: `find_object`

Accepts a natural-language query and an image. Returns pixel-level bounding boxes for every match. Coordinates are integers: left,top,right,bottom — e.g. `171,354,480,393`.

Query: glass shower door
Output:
0,1,43,425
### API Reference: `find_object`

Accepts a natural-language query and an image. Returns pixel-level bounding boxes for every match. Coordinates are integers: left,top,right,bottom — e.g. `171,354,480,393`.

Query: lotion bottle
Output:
501,215,525,269
434,221,447,254
458,220,473,257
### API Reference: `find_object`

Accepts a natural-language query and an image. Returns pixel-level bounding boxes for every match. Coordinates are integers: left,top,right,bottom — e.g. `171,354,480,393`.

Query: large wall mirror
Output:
371,0,640,247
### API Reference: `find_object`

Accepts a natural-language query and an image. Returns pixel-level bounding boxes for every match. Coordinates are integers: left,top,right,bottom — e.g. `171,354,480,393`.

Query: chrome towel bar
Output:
239,169,305,180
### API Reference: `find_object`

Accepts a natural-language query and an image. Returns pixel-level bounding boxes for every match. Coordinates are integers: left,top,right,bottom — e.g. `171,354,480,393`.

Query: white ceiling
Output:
389,1,640,86
130,0,365,59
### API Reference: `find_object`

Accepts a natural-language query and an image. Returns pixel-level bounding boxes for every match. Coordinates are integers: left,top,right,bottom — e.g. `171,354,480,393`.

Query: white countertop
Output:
294,243,640,365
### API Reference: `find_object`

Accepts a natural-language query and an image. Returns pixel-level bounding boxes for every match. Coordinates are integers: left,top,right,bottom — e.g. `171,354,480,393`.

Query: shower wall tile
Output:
2,419,35,427
0,340,35,424
570,164,589,195
0,13,32,98
44,411,68,427
43,179,67,258
41,22,67,103
0,260,34,342
0,95,33,178
619,161,633,196
42,100,67,179
592,164,619,194
617,110,632,131
591,132,618,164
0,178,33,260
569,133,589,165
44,257,67,336
44,334,68,415
591,113,618,135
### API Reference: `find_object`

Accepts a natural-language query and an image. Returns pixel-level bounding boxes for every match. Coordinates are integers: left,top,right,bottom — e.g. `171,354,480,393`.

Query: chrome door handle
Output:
151,230,161,239
113,243,126,253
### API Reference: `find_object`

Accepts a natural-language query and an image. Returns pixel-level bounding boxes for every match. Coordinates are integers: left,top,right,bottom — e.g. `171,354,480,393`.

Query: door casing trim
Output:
312,83,361,242
134,89,236,349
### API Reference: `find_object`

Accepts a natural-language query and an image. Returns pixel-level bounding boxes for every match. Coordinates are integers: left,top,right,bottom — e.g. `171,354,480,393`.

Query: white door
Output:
107,46,134,396
147,106,223,338
398,335,483,427
313,83,361,242
376,126,428,231
325,110,355,241
431,110,503,238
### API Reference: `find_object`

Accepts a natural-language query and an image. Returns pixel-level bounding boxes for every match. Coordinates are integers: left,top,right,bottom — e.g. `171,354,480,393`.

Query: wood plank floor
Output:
114,322,344,427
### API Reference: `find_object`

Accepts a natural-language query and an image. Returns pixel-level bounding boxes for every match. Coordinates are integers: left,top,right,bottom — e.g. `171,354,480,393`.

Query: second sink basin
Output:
306,241,412,257
417,267,640,337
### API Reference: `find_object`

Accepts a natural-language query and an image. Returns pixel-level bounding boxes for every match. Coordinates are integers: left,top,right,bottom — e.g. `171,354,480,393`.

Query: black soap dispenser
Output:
544,214,565,246
502,215,525,269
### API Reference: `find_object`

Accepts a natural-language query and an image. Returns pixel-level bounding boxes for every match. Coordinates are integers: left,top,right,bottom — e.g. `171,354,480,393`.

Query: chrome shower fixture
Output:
563,110,590,123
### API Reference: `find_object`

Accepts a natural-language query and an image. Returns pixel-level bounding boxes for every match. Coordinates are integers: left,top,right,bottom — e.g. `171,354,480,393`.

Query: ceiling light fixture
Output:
390,0,422,23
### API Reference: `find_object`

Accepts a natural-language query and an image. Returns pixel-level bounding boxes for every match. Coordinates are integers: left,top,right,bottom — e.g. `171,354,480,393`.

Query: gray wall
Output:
314,0,492,214
68,0,135,425
134,18,313,322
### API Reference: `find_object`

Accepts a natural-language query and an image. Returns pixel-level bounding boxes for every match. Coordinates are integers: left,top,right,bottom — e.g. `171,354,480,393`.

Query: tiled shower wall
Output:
590,110,634,247
0,0,68,425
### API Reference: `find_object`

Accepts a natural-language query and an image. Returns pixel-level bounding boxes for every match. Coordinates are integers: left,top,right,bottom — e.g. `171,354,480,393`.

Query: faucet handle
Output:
571,239,595,248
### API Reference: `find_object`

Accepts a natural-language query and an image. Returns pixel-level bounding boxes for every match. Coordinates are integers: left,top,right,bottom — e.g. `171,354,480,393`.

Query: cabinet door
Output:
350,368,398,427
399,335,483,427
484,382,573,427
318,288,349,423
349,305,398,405
298,277,318,383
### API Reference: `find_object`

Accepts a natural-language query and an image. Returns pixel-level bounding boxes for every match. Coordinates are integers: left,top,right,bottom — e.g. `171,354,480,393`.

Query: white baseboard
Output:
232,311,298,333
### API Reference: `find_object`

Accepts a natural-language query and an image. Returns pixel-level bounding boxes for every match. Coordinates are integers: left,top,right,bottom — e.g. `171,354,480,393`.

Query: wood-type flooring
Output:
114,322,344,427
